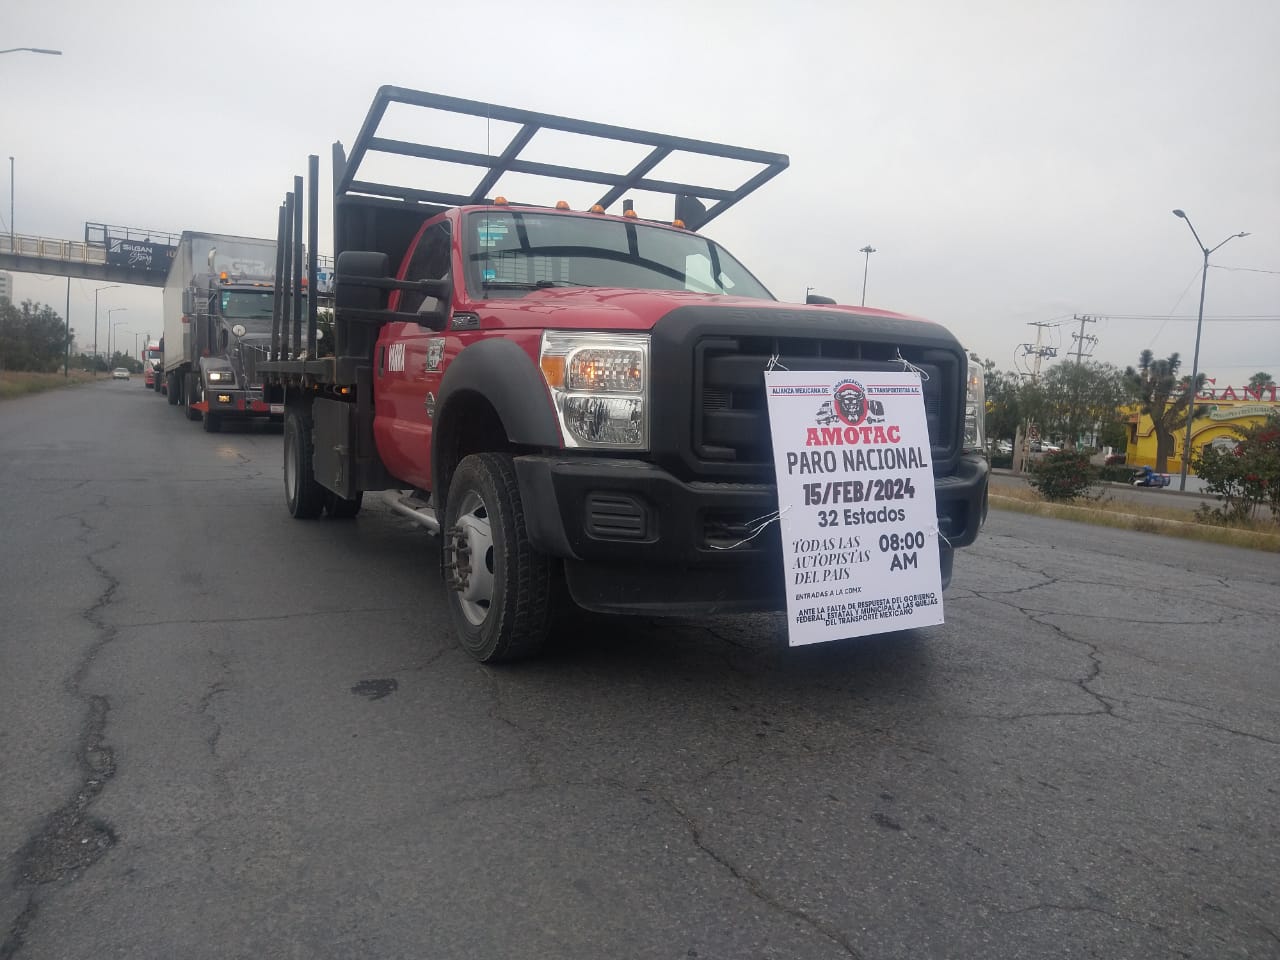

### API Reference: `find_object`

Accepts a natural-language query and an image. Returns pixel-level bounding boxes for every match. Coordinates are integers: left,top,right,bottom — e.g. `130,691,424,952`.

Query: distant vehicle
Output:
1132,466,1171,487
995,439,1013,454
161,231,280,433
142,341,162,389
1105,452,1126,466
112,368,130,380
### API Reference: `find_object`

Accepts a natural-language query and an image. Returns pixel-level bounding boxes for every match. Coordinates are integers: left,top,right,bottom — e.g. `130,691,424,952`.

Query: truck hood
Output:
471,288,942,335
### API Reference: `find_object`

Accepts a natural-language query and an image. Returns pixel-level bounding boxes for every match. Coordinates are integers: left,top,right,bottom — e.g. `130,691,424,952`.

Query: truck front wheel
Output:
284,407,325,519
184,373,202,421
443,453,552,663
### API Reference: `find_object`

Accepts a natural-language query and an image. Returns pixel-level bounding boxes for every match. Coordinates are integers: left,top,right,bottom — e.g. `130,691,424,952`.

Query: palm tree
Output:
1247,371,1276,391
1125,350,1206,472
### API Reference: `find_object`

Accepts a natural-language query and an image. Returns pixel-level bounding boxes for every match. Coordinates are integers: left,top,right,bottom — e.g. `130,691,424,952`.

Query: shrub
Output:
1193,413,1280,525
1098,464,1137,483
1028,450,1100,502
989,453,1013,469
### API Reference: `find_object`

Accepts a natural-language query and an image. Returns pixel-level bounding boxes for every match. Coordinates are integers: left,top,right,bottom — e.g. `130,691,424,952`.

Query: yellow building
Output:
1123,382,1280,473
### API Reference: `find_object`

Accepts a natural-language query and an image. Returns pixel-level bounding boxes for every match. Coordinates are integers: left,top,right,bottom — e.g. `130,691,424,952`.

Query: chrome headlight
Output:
206,370,232,383
964,365,985,452
539,332,649,449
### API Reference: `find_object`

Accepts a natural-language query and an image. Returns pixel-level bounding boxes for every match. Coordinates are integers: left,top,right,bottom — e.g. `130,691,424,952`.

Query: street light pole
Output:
859,245,876,306
1171,209,1249,492
108,308,128,361
8,156,12,252
93,285,119,376
0,48,63,56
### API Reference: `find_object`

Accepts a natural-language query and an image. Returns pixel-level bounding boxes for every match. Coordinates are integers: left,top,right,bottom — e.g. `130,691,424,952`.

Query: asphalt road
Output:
2,379,1277,960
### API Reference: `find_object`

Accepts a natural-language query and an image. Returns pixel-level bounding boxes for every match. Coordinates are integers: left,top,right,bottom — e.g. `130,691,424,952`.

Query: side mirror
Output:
334,250,450,331
806,293,837,305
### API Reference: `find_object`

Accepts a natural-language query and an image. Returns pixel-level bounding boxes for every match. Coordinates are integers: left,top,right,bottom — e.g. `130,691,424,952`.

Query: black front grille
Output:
692,336,957,468
237,340,271,388
648,305,967,483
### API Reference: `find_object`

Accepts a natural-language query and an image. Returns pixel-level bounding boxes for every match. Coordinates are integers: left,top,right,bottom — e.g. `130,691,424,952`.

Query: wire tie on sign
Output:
765,352,789,372
894,348,929,381
709,504,793,551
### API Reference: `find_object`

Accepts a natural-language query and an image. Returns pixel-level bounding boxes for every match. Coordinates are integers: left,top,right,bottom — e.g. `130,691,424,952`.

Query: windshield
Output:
464,211,774,300
219,289,274,320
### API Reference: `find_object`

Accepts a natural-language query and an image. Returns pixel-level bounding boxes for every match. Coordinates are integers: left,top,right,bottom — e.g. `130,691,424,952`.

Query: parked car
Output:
112,368,130,380
1105,453,1127,466
995,439,1013,454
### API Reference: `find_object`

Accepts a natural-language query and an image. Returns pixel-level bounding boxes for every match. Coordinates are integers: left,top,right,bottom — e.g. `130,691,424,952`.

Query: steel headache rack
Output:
262,86,790,377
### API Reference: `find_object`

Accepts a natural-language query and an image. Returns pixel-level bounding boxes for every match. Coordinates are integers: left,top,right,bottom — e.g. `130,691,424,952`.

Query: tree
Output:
1247,371,1276,390
0,299,69,373
970,356,1021,446
1125,350,1205,473
1193,412,1280,524
1039,361,1127,449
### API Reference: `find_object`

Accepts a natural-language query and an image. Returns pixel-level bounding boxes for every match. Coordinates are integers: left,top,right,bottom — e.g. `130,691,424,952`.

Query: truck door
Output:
373,218,453,490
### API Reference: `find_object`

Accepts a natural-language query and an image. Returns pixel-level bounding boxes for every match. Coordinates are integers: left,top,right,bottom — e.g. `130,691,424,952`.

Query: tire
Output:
184,373,202,421
324,489,363,519
166,372,179,405
202,411,222,433
284,406,325,519
442,452,553,663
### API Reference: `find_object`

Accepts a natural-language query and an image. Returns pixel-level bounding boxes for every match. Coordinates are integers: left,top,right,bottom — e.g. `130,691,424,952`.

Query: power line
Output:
1210,265,1280,275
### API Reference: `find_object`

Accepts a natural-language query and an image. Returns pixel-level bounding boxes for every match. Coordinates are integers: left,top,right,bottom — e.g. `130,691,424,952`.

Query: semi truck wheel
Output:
324,489,363,519
166,372,179,405
442,452,552,663
184,373,202,421
284,407,325,519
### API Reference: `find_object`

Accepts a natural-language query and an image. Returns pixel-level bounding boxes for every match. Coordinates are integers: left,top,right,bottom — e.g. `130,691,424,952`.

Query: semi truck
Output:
260,87,989,663
160,232,281,432
142,340,162,389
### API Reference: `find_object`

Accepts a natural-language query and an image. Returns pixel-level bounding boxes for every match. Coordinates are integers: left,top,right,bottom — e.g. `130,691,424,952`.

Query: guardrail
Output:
0,232,107,265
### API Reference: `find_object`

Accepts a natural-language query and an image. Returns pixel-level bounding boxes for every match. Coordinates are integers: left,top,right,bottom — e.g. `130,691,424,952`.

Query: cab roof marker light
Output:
555,200,570,210
589,204,605,214
672,219,686,229
493,196,508,205
623,209,638,219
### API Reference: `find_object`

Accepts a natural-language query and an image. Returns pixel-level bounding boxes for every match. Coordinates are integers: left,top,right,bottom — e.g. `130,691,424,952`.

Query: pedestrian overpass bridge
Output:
0,223,333,290
0,223,180,287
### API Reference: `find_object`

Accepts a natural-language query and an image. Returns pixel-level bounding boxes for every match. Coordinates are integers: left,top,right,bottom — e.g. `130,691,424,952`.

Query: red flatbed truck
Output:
259,87,988,663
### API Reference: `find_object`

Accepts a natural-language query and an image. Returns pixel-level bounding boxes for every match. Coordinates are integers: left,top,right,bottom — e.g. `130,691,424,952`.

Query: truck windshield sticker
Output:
764,370,943,646
476,219,510,248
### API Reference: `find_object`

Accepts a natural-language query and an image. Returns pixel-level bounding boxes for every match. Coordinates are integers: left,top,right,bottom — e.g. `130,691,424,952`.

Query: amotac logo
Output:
815,379,885,428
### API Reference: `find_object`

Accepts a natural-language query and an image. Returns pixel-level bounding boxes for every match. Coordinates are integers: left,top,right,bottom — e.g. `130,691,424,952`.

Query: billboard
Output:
106,238,176,274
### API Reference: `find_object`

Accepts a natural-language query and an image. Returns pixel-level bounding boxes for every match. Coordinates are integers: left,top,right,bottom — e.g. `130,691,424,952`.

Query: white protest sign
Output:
764,370,944,646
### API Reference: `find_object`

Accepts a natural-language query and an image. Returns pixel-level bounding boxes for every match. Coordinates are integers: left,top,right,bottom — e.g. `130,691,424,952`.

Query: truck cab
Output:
261,87,989,663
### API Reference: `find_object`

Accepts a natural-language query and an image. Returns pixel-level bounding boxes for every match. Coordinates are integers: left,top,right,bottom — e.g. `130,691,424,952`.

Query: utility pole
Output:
1014,321,1059,474
1071,314,1097,364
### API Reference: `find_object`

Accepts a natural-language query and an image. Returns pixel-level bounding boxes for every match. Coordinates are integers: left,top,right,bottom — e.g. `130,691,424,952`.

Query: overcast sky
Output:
4,0,1277,382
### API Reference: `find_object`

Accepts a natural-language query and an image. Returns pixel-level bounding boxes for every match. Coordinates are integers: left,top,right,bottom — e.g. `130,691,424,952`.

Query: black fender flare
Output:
432,337,562,498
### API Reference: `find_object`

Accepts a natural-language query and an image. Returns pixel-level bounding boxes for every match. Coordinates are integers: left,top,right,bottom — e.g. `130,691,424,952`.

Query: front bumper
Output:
514,453,989,616
193,387,284,418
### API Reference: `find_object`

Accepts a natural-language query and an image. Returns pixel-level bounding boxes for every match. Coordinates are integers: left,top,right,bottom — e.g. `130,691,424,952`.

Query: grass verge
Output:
0,370,98,400
990,485,1280,552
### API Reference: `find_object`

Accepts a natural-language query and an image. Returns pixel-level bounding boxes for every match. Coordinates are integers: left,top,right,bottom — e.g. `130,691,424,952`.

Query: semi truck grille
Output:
237,341,271,388
691,336,957,468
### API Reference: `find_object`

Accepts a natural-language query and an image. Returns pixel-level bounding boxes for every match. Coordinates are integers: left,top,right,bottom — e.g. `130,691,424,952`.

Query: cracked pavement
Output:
1,380,1277,959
